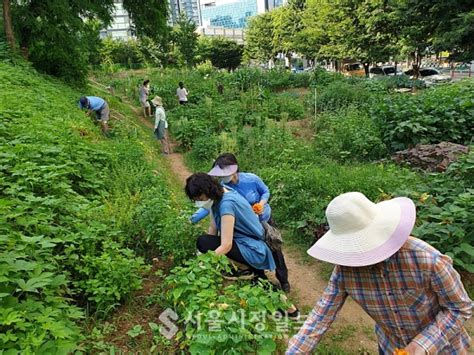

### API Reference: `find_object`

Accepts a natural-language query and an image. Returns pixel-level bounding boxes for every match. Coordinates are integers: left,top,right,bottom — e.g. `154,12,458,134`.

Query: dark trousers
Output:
197,234,265,278
272,248,289,286
267,218,289,287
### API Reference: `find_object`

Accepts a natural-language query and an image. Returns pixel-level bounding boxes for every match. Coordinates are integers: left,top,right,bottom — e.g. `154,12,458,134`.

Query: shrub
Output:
76,242,149,310
313,108,387,161
371,80,474,151
258,162,419,246
377,75,425,90
197,36,243,70
235,124,311,170
306,80,375,113
395,149,474,272
266,69,311,90
191,134,221,161
170,116,209,150
266,92,306,121
309,67,345,87
163,253,289,354
133,188,198,264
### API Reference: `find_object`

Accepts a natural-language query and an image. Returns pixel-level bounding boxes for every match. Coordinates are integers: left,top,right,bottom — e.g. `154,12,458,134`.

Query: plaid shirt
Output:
287,237,472,354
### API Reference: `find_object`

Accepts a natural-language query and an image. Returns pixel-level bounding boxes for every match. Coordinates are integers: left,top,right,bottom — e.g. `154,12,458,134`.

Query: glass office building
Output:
199,0,285,29
200,0,258,29
99,1,133,39
168,0,201,26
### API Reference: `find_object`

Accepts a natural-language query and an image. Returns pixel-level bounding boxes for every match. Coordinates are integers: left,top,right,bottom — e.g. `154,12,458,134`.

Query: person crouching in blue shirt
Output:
185,173,275,280
208,153,290,293
79,96,110,134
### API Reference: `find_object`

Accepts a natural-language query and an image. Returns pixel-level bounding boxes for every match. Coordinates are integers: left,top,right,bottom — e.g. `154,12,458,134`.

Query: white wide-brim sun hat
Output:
151,96,163,106
307,192,416,267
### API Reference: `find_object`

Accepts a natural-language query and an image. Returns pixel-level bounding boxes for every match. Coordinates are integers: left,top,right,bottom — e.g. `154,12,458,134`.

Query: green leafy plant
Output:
395,149,474,272
127,325,146,339
313,107,387,161
371,80,474,151
161,253,290,354
0,59,193,351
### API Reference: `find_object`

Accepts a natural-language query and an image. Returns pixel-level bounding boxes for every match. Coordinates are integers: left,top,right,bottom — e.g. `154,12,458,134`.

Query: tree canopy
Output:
172,13,199,67
244,0,474,71
4,0,168,85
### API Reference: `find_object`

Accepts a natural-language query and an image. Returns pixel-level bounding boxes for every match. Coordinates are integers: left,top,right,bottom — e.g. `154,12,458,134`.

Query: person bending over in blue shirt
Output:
185,173,275,280
79,96,110,133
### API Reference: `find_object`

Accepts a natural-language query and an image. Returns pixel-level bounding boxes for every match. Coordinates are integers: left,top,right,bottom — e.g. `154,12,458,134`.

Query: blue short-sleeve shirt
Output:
78,96,105,111
225,172,272,222
212,189,275,271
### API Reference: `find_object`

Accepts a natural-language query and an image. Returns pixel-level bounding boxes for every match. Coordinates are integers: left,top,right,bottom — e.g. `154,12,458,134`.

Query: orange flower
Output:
393,349,408,355
252,203,264,214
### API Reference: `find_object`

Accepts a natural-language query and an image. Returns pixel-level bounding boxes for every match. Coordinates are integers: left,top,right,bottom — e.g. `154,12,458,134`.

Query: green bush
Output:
313,108,387,161
376,75,425,90
133,188,198,264
163,253,289,354
76,242,148,309
306,80,375,113
395,149,474,272
266,92,306,121
259,162,419,246
235,124,311,170
309,67,345,87
266,69,312,90
371,80,474,151
170,116,209,150
191,134,221,161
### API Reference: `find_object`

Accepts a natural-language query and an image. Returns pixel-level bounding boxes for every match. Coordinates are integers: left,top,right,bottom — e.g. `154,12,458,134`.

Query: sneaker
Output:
275,307,300,320
281,283,291,293
222,269,256,281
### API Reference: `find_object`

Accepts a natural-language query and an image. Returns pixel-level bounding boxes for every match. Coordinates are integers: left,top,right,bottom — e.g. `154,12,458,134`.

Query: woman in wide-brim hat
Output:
152,96,171,154
288,192,472,354
307,192,416,266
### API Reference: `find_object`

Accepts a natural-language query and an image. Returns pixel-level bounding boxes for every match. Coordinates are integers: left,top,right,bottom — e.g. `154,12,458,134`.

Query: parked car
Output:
404,68,451,86
342,63,366,77
291,66,305,73
369,65,401,78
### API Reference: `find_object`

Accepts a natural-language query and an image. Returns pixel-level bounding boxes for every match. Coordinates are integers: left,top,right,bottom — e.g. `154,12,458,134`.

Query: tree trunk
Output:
3,0,16,51
363,62,370,78
412,49,422,79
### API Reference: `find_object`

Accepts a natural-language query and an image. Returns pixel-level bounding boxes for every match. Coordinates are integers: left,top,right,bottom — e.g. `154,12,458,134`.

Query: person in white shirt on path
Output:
176,82,188,105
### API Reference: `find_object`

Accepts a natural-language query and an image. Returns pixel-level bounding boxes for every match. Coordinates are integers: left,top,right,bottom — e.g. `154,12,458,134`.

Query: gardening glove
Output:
252,202,264,215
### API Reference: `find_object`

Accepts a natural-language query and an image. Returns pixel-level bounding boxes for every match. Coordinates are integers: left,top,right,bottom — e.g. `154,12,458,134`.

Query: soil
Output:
101,260,172,352
285,118,314,141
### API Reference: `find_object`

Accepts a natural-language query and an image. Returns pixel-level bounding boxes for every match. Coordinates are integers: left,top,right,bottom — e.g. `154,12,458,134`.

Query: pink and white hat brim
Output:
307,197,416,267
208,164,238,177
